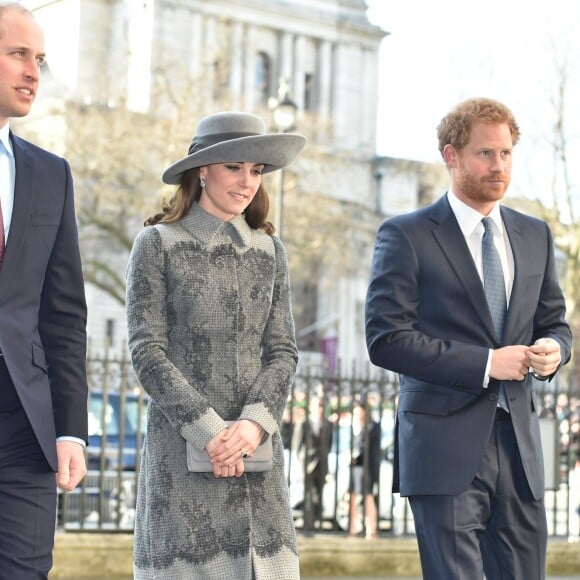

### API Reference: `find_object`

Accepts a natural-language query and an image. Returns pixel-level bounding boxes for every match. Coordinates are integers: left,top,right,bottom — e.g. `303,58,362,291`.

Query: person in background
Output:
294,396,333,528
366,97,572,579
348,400,381,539
0,4,88,578
126,111,305,579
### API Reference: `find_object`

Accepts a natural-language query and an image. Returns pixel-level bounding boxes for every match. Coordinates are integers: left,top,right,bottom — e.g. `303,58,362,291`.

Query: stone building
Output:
20,0,447,369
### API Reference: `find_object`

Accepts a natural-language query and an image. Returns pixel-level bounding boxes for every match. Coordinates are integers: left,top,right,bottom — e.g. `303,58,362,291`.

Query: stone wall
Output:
51,533,580,578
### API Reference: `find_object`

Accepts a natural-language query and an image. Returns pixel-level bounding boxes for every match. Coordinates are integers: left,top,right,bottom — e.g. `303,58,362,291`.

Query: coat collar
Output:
177,202,253,248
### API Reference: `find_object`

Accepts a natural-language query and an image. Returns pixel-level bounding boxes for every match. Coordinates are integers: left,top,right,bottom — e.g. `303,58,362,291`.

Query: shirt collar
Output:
0,123,13,157
447,190,504,237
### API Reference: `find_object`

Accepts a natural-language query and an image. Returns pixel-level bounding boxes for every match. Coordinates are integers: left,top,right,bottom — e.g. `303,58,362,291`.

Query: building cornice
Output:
164,0,387,47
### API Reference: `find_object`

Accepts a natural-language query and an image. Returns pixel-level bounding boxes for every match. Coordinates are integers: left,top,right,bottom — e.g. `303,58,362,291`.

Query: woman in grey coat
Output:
126,111,306,579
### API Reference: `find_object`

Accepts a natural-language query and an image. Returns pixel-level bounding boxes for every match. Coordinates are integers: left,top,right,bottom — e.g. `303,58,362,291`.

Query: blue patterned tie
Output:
482,218,507,339
482,217,508,410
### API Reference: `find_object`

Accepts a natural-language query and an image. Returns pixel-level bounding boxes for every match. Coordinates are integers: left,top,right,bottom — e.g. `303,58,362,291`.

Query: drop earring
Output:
200,177,206,188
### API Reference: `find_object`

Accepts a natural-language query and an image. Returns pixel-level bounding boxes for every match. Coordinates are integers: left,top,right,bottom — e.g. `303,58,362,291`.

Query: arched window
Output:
255,52,272,106
304,72,314,111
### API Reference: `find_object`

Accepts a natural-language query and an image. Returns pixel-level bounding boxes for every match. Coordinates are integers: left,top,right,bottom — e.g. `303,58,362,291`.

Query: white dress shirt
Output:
0,123,15,240
447,190,514,387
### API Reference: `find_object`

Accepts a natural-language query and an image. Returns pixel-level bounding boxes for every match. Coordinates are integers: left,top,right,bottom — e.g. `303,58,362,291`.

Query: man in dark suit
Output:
365,98,572,579
0,4,88,578
294,397,333,528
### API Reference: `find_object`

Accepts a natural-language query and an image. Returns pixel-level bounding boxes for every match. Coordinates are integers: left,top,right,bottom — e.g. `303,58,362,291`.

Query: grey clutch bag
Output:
186,423,273,472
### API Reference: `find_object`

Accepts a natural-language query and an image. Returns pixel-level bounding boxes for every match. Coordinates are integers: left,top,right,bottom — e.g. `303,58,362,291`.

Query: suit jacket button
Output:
490,394,498,402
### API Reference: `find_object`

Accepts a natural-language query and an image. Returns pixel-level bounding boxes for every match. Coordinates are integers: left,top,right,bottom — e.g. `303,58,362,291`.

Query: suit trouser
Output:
0,356,56,580
409,409,547,580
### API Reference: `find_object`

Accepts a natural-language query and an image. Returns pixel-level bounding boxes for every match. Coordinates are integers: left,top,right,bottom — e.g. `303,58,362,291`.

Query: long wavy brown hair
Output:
145,167,275,235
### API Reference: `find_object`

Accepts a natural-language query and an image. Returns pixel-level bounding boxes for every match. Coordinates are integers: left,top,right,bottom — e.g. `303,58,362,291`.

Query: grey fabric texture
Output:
126,203,300,579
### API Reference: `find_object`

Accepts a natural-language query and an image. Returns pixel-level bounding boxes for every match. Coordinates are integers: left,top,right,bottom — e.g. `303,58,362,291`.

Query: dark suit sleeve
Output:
38,158,88,441
531,222,572,371
365,218,489,388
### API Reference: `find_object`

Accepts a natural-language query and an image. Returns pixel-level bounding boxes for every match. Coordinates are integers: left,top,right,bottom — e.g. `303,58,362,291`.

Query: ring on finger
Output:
240,449,249,459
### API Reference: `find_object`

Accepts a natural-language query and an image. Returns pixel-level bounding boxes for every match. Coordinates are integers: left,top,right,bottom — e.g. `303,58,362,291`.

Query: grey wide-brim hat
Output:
162,111,307,184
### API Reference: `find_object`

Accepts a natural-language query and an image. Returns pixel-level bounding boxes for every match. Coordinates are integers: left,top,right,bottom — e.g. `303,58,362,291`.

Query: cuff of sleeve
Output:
57,436,86,448
181,409,228,451
239,403,278,436
483,349,493,388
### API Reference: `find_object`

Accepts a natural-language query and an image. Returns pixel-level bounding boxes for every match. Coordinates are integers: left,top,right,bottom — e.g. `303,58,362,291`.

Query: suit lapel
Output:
1,134,34,280
429,196,498,340
500,207,525,341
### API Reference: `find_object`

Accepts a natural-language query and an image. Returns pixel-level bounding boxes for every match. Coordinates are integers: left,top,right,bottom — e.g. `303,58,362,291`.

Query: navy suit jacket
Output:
0,132,88,471
365,195,572,500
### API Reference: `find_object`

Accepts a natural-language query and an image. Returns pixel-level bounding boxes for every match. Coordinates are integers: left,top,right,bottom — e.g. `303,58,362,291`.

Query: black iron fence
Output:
57,353,580,539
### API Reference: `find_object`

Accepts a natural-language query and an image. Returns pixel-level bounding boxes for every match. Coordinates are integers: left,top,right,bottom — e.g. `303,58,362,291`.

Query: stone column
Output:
243,24,257,110
229,21,244,109
317,39,333,141
292,35,307,110
203,15,217,109
279,31,294,89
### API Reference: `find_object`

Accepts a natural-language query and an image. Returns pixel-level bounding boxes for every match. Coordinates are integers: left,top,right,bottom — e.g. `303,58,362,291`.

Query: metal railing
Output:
57,353,580,540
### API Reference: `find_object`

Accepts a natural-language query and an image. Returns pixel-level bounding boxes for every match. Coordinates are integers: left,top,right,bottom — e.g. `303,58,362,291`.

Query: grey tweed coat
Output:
126,204,300,579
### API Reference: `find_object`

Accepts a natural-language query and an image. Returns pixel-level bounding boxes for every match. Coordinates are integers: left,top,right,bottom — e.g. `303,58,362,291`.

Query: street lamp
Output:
269,78,297,237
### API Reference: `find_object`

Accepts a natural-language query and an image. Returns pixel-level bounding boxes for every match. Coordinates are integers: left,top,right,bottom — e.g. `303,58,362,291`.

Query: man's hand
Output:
528,337,561,378
490,345,530,381
56,440,87,491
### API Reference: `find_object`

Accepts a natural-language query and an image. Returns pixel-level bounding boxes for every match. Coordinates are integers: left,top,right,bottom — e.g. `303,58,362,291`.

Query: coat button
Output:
489,393,498,402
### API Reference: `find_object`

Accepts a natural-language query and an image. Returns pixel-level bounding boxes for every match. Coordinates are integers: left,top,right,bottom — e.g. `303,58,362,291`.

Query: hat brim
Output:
161,133,306,184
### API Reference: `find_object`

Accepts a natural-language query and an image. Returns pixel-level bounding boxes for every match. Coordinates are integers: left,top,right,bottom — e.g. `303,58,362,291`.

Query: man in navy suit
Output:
0,4,88,578
366,98,572,579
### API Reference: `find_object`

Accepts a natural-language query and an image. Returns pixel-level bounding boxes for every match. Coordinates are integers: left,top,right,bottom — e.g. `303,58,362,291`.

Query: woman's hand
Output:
207,420,265,469
210,458,245,478
206,428,246,478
